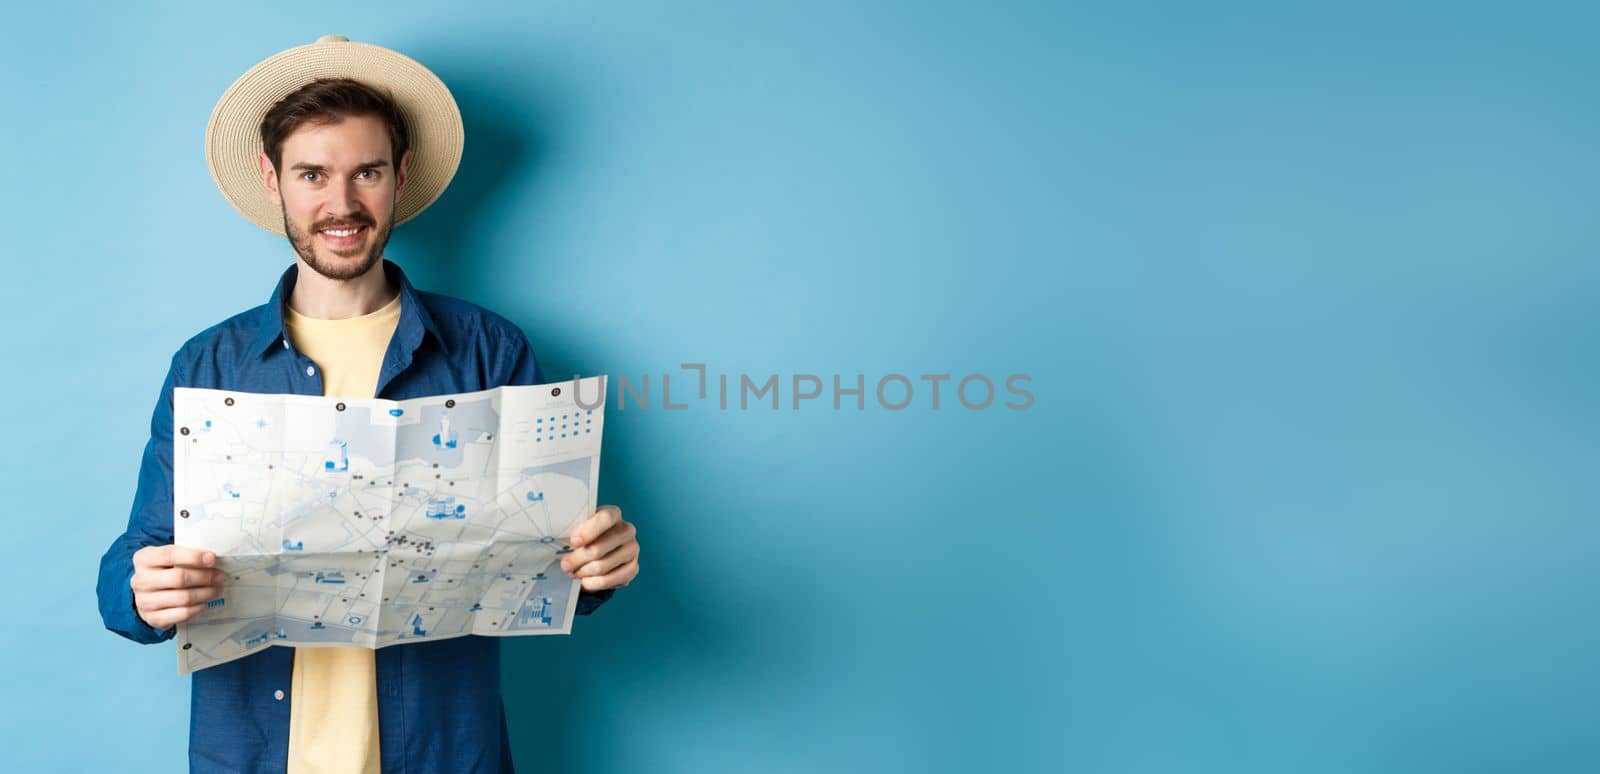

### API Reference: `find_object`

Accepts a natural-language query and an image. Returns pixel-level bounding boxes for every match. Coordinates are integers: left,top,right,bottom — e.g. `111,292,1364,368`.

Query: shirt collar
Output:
249,259,447,359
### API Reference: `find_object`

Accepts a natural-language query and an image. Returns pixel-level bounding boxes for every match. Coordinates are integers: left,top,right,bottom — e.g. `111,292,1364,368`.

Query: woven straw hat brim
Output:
205,35,463,236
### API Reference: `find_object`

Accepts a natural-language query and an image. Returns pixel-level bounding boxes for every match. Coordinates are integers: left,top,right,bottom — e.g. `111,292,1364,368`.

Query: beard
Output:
282,208,394,282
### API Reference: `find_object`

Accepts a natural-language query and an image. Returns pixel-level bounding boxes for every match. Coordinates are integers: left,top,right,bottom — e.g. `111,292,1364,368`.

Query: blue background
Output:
2,1,1596,771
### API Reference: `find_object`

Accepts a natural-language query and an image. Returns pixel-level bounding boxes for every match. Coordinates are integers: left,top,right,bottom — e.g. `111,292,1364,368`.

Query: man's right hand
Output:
131,545,225,629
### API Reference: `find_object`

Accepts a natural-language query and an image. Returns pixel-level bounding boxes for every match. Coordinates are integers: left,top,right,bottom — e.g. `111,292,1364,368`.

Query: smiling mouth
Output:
317,225,369,248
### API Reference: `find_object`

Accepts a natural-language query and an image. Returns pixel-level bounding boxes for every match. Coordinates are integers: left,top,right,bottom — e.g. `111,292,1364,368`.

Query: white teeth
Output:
322,228,361,237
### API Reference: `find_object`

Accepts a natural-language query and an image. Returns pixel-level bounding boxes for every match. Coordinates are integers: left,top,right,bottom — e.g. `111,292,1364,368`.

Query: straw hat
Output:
205,34,464,236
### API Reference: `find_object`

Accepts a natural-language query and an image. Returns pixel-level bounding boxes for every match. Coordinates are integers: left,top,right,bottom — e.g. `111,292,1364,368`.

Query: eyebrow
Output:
288,160,391,172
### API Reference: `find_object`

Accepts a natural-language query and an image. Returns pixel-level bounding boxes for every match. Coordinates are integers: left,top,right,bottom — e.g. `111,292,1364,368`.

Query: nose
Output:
326,176,364,217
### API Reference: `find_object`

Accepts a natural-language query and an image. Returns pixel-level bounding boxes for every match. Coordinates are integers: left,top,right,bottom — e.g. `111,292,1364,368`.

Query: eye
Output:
301,171,322,183
357,169,378,180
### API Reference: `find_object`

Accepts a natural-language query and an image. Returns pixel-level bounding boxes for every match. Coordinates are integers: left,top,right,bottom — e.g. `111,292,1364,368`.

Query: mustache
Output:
313,217,374,231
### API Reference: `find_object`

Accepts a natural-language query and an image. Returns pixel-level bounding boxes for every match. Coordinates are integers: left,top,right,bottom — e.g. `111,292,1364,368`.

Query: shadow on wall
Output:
397,63,529,298
395,57,785,772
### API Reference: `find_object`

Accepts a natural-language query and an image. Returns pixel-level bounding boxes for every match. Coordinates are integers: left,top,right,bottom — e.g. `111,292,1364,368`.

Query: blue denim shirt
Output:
97,259,614,773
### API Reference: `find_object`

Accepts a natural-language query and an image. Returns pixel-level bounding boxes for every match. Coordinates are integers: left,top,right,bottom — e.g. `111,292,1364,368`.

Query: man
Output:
96,35,640,773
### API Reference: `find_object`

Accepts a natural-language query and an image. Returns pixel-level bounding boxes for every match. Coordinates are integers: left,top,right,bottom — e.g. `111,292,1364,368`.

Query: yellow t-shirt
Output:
282,290,402,774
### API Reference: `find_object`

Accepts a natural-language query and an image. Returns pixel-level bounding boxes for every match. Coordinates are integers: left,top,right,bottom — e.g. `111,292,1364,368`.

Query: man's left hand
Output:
561,505,640,591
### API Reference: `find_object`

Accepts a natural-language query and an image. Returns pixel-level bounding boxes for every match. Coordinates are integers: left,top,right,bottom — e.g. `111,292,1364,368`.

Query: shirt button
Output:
274,689,285,701
305,365,316,377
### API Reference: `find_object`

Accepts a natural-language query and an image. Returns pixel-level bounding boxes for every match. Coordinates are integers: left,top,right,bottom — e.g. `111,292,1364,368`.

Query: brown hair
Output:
259,77,411,174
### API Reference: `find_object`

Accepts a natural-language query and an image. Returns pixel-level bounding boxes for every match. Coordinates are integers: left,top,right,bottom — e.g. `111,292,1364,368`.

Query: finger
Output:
561,521,636,572
136,585,222,612
146,602,209,629
570,505,621,547
133,567,225,593
572,540,639,579
132,545,172,569
579,559,639,592
136,545,216,569
569,506,619,547
168,546,218,568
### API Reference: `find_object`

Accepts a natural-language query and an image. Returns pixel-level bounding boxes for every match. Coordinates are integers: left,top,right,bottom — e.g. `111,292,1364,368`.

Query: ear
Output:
258,151,282,207
394,147,414,198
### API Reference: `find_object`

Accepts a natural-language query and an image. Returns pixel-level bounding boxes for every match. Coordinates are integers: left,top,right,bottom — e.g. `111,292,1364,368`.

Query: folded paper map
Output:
172,376,606,674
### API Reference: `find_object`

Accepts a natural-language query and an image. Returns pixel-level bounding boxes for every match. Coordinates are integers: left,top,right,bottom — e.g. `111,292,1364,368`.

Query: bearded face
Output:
259,113,411,281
